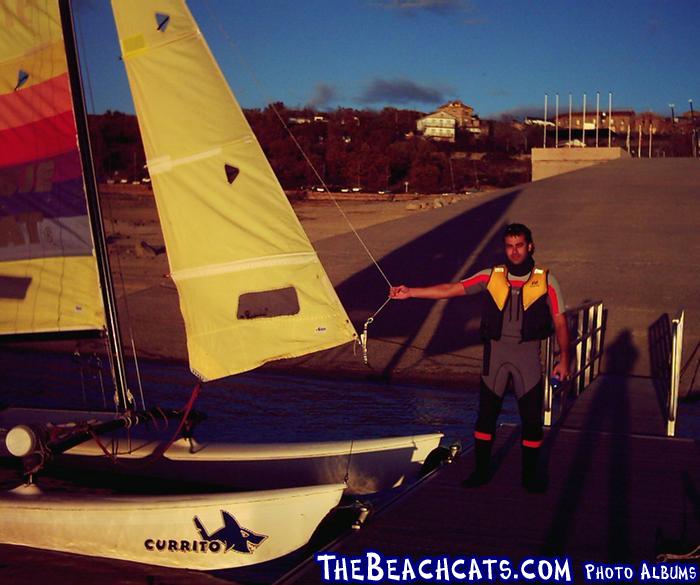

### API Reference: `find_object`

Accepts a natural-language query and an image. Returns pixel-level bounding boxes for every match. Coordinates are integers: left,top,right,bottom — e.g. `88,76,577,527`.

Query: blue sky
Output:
74,0,699,119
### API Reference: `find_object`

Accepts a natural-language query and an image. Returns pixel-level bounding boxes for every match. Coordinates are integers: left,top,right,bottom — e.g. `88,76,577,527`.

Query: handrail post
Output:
543,336,554,427
593,303,604,378
576,310,586,395
542,300,604,427
584,305,594,387
667,310,685,437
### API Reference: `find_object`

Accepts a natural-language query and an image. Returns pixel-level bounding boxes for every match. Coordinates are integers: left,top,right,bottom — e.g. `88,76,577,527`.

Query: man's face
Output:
504,234,533,265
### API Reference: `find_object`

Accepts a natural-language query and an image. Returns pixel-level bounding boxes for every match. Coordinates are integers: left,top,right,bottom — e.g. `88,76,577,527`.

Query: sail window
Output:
0,275,32,300
225,164,240,184
155,13,170,32
15,70,29,91
237,287,300,320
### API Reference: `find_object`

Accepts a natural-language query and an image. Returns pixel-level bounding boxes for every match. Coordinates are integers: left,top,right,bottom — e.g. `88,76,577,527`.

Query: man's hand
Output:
389,285,411,300
552,360,570,382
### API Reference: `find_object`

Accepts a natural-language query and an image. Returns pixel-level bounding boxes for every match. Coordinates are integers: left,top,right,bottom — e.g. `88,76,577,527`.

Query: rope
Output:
200,0,393,292
360,296,392,366
657,545,700,562
343,439,356,485
87,383,202,471
131,338,147,410
201,0,401,369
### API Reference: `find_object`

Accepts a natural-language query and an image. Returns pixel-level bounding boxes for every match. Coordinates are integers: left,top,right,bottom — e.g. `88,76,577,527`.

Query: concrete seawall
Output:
531,147,631,181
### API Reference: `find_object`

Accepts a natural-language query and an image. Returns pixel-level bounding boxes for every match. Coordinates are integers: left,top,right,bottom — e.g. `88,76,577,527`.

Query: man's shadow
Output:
540,329,638,560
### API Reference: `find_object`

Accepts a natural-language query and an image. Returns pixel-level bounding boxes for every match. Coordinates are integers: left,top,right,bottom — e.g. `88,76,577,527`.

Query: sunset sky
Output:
75,0,699,119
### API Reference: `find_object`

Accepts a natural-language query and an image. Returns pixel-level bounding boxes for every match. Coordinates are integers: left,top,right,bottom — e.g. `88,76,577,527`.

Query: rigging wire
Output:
199,1,393,292
75,7,146,410
199,1,398,365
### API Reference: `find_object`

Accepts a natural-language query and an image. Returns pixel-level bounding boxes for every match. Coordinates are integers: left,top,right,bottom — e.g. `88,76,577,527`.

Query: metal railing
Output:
544,300,605,427
667,310,685,437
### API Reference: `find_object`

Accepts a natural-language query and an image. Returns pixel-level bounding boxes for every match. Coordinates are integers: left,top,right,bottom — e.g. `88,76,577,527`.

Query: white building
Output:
417,101,481,142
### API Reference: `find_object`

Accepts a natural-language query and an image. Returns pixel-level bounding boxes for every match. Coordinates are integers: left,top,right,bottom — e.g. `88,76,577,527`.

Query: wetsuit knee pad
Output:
475,380,504,438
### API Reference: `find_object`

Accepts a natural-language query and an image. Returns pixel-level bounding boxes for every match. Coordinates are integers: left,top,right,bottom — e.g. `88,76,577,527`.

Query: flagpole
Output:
595,92,600,148
568,93,572,147
555,93,559,148
608,92,613,148
543,94,548,148
582,94,587,146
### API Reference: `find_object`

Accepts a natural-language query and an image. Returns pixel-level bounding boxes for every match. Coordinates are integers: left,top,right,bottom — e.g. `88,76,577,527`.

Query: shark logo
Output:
193,511,267,554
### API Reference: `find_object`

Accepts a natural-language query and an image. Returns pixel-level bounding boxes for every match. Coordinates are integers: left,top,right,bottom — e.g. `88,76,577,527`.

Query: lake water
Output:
0,348,523,450
3,348,699,446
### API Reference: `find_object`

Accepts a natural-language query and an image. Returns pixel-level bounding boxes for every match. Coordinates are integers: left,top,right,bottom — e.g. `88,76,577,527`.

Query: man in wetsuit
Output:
389,223,570,493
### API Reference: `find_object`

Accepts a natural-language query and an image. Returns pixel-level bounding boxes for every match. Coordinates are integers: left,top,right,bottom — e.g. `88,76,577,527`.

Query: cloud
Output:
357,78,448,106
306,83,338,110
374,0,470,16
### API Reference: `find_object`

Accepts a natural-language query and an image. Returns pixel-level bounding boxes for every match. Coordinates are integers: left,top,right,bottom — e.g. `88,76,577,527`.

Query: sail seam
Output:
171,252,319,281
121,30,201,60
147,137,255,175
148,147,221,174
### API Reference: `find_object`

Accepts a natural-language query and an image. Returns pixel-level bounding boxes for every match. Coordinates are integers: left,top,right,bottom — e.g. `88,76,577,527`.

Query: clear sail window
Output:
237,287,300,320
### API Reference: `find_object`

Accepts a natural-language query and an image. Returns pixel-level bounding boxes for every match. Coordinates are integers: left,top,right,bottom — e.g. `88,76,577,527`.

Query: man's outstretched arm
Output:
389,282,466,300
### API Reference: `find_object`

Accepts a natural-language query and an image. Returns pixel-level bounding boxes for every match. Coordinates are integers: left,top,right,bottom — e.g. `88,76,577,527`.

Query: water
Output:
4,348,700,444
0,348,524,449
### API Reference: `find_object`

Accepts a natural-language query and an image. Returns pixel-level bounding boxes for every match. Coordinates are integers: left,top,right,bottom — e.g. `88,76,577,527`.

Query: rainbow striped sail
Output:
0,1,104,335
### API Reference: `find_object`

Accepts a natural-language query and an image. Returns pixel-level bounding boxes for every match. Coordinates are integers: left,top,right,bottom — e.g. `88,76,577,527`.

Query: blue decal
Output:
193,510,267,554
155,13,170,32
15,70,29,91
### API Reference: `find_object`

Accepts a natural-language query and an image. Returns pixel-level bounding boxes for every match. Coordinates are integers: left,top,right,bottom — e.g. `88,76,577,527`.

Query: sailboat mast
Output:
58,0,131,410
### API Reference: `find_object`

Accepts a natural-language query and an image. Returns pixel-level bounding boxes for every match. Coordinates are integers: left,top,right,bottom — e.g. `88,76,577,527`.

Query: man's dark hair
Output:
504,223,533,243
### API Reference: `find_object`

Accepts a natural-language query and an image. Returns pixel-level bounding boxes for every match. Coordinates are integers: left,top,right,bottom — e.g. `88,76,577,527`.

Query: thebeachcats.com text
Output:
314,552,698,583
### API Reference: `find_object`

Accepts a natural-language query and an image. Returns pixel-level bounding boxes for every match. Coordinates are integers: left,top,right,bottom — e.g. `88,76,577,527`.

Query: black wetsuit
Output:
460,259,564,448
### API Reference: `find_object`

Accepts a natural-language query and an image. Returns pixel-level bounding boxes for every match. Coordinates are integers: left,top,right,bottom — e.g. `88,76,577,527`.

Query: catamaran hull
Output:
0,482,344,570
0,408,444,495
58,432,445,494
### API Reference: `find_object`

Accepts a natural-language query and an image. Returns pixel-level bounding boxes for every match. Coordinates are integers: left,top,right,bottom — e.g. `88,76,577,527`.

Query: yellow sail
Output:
0,0,105,335
111,1,356,381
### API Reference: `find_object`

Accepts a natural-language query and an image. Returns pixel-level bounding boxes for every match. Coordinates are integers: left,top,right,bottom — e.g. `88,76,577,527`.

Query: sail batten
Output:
0,0,105,335
111,0,356,381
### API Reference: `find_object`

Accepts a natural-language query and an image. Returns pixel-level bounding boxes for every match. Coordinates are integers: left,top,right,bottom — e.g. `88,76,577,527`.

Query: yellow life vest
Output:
486,265,548,311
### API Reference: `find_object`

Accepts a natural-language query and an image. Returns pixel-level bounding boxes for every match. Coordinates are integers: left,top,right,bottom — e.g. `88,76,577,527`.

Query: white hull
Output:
0,482,344,570
0,408,444,494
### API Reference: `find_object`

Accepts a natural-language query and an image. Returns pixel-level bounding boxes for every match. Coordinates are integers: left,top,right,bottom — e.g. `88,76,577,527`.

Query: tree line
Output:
89,105,543,193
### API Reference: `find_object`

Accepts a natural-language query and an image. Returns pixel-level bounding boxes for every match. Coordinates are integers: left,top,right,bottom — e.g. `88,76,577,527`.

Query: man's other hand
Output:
389,285,411,300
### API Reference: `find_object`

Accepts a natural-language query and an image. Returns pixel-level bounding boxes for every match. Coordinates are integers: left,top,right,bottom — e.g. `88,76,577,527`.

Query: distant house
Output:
417,100,481,142
553,110,635,134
